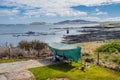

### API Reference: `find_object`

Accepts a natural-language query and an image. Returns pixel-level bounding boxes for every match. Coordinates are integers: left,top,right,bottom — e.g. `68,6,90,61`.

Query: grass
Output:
1,40,120,80
29,62,120,80
0,58,29,64
74,40,120,66
101,53,120,66
74,41,105,54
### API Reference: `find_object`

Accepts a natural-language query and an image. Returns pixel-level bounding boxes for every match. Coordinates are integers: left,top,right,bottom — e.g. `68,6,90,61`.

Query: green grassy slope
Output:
29,62,120,80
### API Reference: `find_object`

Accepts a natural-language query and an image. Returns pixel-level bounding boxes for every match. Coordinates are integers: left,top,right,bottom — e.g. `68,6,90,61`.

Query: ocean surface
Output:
0,24,98,46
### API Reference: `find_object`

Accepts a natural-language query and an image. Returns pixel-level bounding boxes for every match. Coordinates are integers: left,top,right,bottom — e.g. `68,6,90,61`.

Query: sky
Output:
0,0,120,24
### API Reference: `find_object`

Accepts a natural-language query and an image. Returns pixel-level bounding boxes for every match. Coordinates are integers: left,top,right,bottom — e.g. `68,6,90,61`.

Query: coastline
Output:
62,26,120,44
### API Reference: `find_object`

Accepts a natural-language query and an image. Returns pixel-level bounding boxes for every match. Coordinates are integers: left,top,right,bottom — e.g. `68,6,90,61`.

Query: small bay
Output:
0,24,98,46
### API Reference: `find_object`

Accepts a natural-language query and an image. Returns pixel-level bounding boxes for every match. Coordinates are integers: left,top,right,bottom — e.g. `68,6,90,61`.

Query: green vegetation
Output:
0,40,50,63
101,53,120,66
112,56,120,65
0,58,29,64
74,40,120,66
18,40,46,51
95,42,120,53
94,41,120,65
18,40,47,57
99,22,120,27
29,62,120,80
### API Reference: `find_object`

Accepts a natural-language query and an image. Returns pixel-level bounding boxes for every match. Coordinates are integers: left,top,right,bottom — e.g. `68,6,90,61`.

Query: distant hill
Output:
54,19,97,24
29,22,47,25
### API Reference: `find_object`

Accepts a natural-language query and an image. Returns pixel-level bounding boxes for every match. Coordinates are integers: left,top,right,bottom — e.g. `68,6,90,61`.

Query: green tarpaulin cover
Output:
47,42,81,62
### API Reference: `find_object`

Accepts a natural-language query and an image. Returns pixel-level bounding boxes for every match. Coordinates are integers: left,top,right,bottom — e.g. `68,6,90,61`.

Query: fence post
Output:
8,46,11,59
80,52,83,64
97,52,100,65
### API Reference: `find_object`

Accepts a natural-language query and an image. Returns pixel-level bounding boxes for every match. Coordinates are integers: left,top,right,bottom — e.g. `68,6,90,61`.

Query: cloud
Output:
83,16,101,21
93,8,108,16
103,17,120,21
9,17,14,20
45,13,56,17
83,16,120,22
96,12,107,15
0,9,19,16
3,0,120,17
95,8,100,12
0,0,120,18
0,0,88,17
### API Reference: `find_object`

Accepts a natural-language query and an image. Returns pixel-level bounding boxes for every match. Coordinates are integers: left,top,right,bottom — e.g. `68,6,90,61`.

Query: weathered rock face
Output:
63,29,120,44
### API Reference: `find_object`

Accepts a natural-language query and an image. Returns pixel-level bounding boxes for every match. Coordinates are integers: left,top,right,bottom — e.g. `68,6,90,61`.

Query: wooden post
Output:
97,52,100,65
52,53,56,62
8,46,11,59
80,52,83,64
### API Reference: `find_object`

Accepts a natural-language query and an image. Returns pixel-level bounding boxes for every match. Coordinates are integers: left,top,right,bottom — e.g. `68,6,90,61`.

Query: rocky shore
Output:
63,27,120,44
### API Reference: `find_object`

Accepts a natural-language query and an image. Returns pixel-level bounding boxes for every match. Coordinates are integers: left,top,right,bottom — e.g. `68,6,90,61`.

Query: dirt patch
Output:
5,70,35,80
0,58,54,80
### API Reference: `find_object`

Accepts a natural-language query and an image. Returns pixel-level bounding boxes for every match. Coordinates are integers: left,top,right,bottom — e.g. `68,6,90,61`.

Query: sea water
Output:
0,24,98,46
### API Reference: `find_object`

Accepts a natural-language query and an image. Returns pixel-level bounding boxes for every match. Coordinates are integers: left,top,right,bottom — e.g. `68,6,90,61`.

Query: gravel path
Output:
0,58,54,80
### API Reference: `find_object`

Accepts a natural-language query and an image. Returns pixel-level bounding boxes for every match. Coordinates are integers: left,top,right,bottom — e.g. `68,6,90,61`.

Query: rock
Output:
85,58,95,63
82,53,90,56
63,29,120,44
114,66,120,71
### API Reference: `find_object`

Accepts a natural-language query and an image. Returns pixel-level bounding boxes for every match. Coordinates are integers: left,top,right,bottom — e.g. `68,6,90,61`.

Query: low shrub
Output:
112,58,120,65
18,40,46,51
0,40,50,59
95,42,120,53
18,40,32,51
0,50,9,58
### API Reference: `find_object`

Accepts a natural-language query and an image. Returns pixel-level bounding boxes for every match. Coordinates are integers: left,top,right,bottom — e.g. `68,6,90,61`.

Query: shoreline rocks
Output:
63,28,120,44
